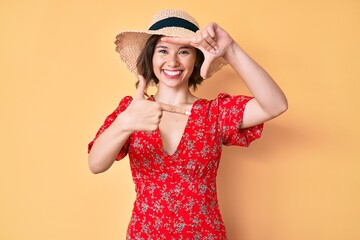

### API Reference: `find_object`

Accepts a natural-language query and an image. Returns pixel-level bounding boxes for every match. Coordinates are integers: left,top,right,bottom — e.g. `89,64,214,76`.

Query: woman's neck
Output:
153,86,197,105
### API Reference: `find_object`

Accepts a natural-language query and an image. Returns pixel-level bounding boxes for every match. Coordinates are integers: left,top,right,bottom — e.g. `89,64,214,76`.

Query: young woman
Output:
88,9,287,239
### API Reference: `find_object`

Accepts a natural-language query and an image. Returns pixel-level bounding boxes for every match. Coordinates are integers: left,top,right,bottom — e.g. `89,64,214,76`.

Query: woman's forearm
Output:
88,114,133,174
224,42,288,117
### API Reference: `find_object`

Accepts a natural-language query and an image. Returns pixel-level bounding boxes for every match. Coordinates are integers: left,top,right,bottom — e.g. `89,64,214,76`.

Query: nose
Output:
167,53,180,68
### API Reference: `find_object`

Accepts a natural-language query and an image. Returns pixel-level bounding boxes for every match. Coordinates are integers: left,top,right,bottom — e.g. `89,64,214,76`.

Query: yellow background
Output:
1,0,359,239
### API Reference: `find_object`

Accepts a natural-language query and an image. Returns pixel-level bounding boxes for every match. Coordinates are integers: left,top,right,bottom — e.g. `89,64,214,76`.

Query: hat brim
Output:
114,28,227,79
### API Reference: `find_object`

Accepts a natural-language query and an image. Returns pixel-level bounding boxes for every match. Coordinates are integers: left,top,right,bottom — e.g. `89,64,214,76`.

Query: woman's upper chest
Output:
158,111,190,156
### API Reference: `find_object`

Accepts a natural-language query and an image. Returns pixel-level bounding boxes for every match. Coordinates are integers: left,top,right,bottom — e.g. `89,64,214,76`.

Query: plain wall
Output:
1,0,359,239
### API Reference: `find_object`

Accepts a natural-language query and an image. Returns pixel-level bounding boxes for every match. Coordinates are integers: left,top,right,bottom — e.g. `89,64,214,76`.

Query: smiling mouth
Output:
163,70,182,77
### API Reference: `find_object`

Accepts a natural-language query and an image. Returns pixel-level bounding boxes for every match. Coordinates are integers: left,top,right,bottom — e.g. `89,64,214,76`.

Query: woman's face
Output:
152,39,197,89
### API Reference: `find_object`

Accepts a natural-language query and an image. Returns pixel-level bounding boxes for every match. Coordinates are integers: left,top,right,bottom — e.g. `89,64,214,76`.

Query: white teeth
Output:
163,70,181,76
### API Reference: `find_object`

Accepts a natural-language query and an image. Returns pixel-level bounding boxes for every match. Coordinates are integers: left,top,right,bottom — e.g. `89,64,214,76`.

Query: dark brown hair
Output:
136,35,204,92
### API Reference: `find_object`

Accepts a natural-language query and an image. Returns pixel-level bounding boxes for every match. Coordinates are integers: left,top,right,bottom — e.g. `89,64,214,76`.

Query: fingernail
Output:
185,111,191,116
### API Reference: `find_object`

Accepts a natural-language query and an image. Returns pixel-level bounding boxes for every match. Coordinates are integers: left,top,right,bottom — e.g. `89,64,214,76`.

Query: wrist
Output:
113,111,135,135
223,41,238,62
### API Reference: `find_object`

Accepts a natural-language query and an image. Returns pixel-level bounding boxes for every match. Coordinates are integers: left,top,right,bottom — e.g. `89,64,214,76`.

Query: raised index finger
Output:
160,36,192,46
159,102,191,116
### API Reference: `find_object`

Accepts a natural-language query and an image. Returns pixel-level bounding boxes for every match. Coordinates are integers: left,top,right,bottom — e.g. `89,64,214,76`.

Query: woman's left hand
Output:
161,22,234,78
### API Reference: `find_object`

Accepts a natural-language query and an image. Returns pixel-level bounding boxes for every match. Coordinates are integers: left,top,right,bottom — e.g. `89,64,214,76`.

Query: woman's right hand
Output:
88,75,189,173
121,75,189,132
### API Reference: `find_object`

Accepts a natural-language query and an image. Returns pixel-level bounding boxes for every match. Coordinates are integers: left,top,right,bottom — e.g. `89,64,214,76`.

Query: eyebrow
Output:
155,45,192,50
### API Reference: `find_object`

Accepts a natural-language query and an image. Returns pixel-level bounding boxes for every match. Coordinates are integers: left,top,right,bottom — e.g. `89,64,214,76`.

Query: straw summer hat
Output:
114,9,227,79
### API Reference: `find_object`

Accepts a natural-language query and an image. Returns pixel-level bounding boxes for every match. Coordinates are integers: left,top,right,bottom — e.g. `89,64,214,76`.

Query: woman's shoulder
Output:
196,93,251,105
108,96,133,115
192,93,230,111
193,93,253,115
119,95,133,103
115,95,133,107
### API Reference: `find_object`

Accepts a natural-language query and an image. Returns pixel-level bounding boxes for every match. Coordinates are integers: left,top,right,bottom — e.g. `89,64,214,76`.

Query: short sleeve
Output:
218,93,263,147
87,96,133,161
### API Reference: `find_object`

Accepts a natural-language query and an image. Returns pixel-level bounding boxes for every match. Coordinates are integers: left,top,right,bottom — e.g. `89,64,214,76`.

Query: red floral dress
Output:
88,93,263,240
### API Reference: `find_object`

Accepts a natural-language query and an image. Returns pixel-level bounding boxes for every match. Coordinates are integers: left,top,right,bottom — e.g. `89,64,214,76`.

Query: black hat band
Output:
148,17,199,32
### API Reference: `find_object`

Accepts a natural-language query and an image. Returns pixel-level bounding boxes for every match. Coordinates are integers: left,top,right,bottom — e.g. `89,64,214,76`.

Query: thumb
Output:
135,75,146,100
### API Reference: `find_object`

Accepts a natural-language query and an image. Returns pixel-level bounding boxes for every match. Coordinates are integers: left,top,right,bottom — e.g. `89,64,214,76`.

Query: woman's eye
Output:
158,49,167,54
179,51,189,55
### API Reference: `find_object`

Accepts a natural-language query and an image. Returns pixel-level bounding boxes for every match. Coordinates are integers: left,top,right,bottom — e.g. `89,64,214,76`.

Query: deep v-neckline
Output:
154,98,200,157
